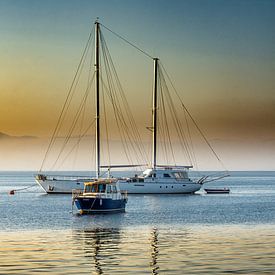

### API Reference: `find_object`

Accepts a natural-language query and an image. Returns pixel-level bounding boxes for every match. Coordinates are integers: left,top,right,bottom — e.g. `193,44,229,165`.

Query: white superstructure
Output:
118,167,201,194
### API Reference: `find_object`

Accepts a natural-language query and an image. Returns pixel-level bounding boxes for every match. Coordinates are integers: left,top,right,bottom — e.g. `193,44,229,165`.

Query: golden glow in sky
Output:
0,0,274,170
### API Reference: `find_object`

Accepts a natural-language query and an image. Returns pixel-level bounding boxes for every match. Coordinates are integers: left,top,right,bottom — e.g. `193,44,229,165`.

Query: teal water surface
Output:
0,171,275,274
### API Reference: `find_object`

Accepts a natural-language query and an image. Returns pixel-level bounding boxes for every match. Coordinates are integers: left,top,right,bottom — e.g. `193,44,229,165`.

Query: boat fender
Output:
100,199,102,206
48,186,54,191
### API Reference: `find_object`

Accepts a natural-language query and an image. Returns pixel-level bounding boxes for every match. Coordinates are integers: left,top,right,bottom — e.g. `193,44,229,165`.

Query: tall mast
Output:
152,58,158,169
95,21,100,178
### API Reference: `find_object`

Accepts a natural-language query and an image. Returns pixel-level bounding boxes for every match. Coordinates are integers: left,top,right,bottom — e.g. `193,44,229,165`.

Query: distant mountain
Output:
0,132,10,139
0,132,37,140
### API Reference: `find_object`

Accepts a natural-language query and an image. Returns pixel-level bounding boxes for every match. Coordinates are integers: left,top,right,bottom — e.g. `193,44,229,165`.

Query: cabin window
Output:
174,172,182,179
85,185,97,192
93,186,96,192
163,173,171,178
98,184,106,193
91,185,98,192
107,185,112,193
173,172,187,179
138,178,144,182
112,186,117,193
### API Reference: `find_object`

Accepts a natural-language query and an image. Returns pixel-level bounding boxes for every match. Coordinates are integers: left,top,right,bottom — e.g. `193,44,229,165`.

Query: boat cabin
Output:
142,167,190,179
125,167,192,183
84,180,118,194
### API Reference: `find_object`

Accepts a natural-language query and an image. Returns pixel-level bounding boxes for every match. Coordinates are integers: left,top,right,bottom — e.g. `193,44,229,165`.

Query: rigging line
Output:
39,24,95,171
90,122,96,176
149,75,154,167
55,34,95,146
72,87,87,169
100,27,147,167
51,73,95,170
159,70,174,165
72,112,83,169
159,62,228,171
56,119,96,171
103,77,136,165
100,33,145,165
112,65,147,158
101,79,133,166
100,32,149,163
159,74,175,165
159,70,180,165
103,77,139,166
55,72,94,159
100,23,154,60
72,48,95,170
41,26,94,171
158,84,169,165
159,66,193,165
100,49,133,165
183,108,199,171
102,75,111,167
8,184,38,194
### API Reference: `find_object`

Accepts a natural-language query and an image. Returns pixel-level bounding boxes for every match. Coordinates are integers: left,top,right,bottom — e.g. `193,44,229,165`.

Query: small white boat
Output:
204,188,230,194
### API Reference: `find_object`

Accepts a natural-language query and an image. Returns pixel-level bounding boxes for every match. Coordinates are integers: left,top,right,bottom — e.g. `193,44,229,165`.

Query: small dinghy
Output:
72,179,127,215
204,188,230,194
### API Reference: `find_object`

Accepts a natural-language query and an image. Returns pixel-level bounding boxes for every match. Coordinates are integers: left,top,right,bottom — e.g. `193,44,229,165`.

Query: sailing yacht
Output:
35,21,226,194
117,58,202,193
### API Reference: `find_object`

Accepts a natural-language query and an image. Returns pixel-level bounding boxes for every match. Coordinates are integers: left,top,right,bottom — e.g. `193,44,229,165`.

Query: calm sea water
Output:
1,171,275,274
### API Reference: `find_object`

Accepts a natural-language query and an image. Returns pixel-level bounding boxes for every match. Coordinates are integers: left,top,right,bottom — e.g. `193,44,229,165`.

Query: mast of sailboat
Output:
152,58,158,169
95,20,100,178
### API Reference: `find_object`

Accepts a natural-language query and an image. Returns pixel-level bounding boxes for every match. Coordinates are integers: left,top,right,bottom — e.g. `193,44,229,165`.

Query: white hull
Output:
118,180,201,194
35,177,89,194
35,177,201,194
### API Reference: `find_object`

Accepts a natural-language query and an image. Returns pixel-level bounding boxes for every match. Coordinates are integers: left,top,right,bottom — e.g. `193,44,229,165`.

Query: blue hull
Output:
75,197,127,214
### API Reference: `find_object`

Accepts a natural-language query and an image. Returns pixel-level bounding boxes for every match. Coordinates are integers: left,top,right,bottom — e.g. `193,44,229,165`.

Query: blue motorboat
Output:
72,179,127,215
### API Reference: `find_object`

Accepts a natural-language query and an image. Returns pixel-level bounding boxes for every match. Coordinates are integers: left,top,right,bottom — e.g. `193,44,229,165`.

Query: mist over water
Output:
1,171,275,273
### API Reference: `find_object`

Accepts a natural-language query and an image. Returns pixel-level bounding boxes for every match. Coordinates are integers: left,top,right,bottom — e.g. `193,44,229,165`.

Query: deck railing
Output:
36,174,95,181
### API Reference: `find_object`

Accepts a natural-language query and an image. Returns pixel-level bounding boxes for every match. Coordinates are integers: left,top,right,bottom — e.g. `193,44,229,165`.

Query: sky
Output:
0,0,274,171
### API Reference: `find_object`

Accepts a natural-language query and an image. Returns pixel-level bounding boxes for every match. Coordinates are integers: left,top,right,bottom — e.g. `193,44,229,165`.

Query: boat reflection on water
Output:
72,227,162,274
2,225,274,274
72,228,120,274
150,227,159,275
